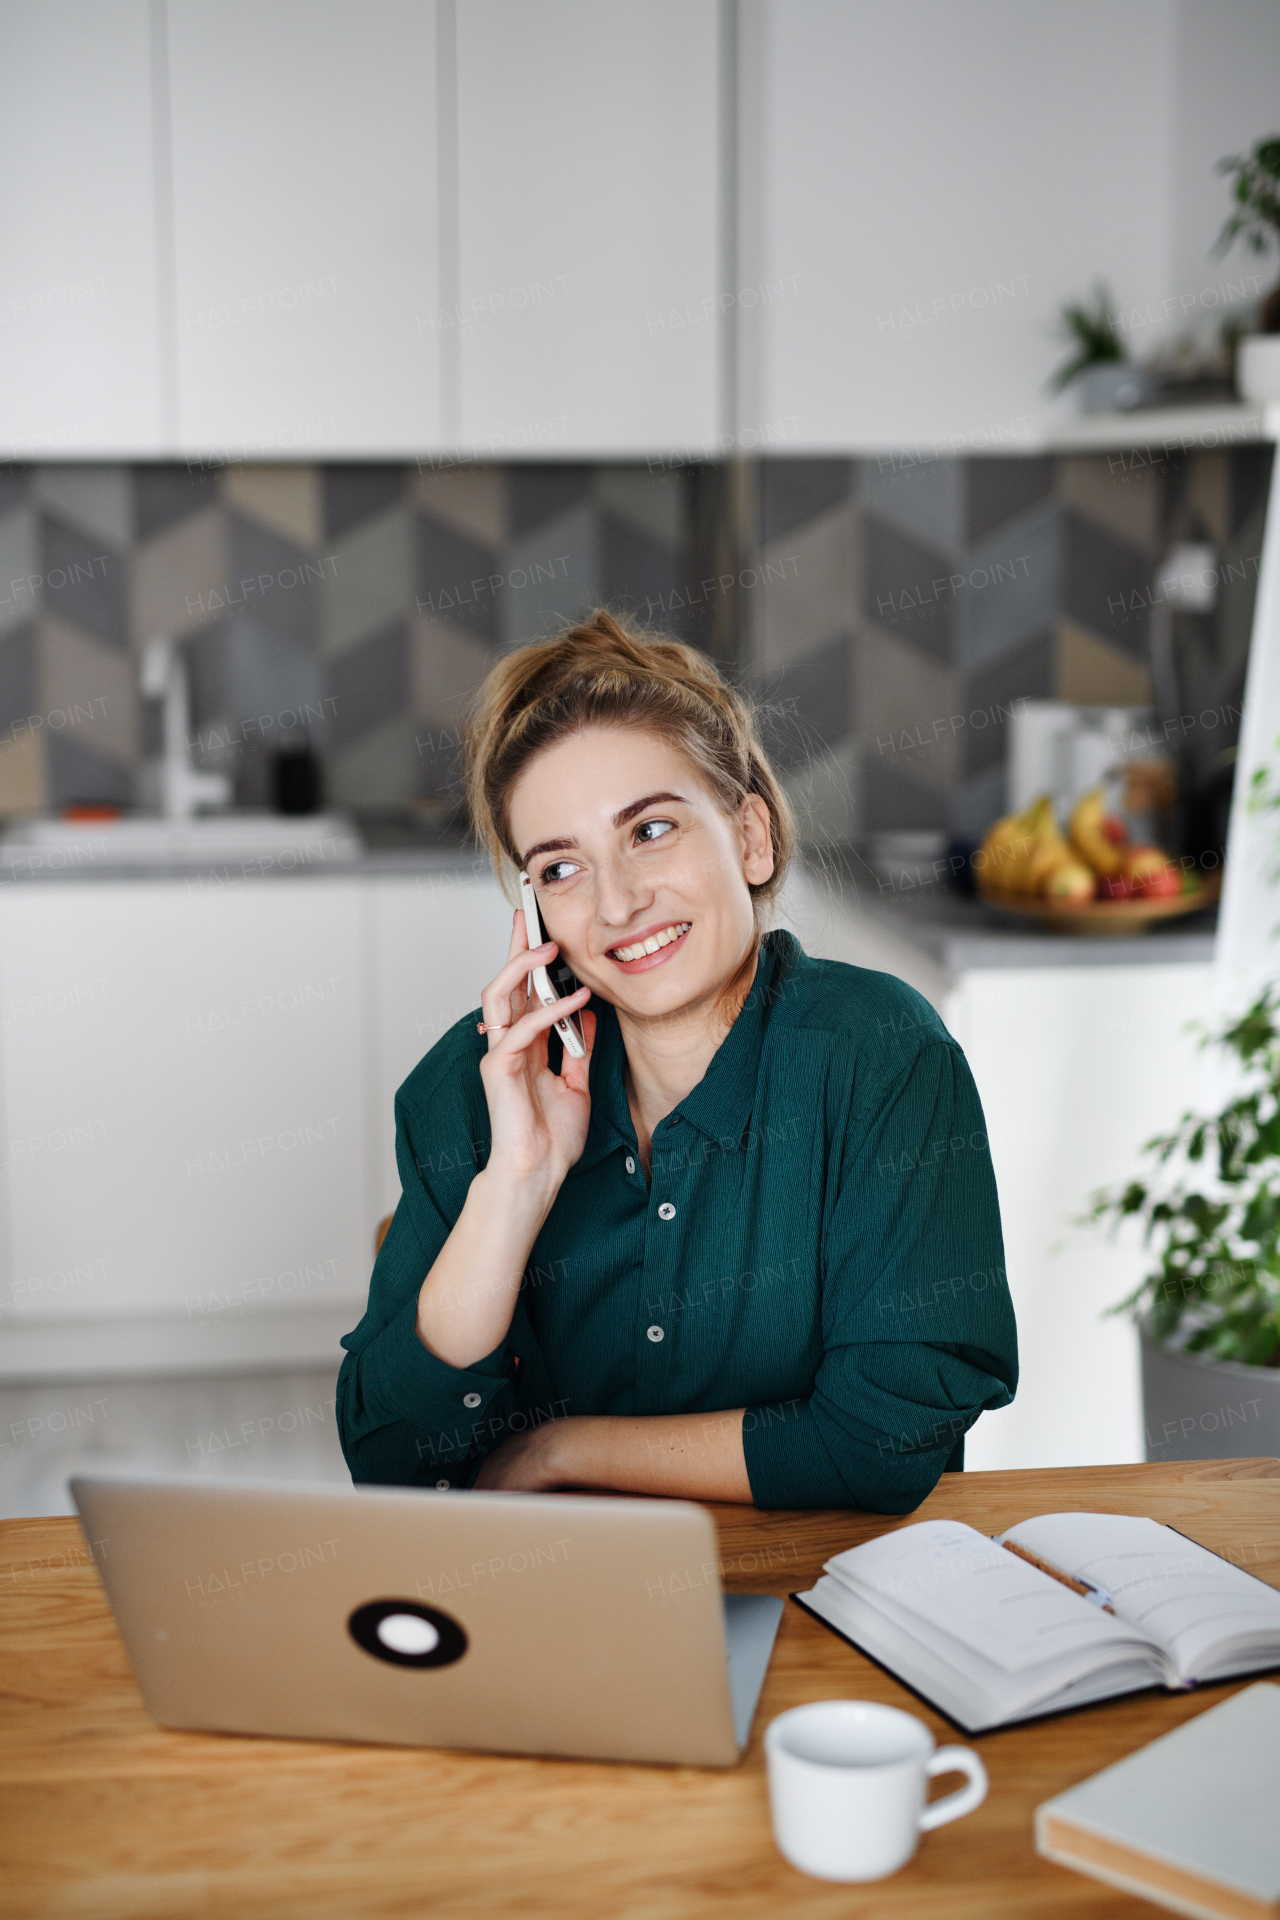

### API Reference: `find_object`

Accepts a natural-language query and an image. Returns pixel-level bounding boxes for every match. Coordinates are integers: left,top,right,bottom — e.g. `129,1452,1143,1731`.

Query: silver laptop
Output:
70,1472,783,1767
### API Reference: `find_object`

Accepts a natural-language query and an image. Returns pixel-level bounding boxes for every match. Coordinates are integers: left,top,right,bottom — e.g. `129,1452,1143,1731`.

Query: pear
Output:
1068,786,1125,878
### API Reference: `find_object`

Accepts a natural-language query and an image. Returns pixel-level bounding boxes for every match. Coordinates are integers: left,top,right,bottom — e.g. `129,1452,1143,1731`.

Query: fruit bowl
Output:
975,871,1220,935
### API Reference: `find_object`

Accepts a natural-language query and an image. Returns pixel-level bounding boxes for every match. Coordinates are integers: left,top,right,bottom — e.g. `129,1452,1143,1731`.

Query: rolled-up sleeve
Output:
337,1076,551,1487
742,1040,1017,1512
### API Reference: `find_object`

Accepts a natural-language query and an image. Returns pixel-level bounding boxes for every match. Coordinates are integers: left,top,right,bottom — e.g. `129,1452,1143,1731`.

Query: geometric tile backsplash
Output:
0,443,1269,841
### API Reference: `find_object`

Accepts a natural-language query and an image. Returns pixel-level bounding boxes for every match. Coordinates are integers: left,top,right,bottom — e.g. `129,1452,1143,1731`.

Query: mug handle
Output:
918,1745,989,1831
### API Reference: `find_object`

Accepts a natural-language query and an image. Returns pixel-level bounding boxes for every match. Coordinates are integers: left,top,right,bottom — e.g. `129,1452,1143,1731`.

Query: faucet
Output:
139,638,232,819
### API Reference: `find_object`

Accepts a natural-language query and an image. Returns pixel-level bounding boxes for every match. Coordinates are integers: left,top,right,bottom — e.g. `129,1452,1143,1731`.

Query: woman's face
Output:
507,726,774,1023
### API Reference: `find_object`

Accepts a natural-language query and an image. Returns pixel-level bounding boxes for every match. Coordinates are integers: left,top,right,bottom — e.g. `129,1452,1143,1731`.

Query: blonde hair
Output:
463,609,795,921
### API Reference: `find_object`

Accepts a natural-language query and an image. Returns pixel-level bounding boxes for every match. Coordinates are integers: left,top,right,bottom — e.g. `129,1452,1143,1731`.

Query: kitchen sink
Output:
0,811,364,872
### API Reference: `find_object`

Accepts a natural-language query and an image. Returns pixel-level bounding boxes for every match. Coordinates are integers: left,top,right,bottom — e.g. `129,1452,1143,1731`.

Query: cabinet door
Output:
0,880,369,1325
454,0,722,456
0,0,164,456
369,869,512,1216
167,0,441,456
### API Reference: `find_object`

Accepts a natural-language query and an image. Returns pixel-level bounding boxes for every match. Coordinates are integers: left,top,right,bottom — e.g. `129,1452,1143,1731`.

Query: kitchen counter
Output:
782,852,1217,1001
0,809,486,884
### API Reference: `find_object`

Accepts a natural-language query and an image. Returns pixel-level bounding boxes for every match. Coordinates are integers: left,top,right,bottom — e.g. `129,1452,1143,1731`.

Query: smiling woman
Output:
337,612,1018,1511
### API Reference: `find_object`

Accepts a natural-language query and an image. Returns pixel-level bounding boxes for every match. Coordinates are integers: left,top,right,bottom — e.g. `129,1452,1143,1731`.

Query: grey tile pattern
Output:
960,629,1056,778
0,466,30,520
499,503,598,651
599,512,684,632
134,464,219,540
1061,510,1152,659
756,631,853,775
955,499,1060,673
864,515,954,663
862,456,964,555
46,729,132,807
227,513,317,646
509,465,590,539
323,466,405,542
326,617,410,753
39,514,127,649
759,459,852,545
966,456,1054,544
0,449,1263,837
416,515,500,647
0,623,37,732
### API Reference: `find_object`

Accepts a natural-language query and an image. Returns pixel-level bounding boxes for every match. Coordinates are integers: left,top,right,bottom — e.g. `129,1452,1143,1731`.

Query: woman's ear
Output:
739,793,775,885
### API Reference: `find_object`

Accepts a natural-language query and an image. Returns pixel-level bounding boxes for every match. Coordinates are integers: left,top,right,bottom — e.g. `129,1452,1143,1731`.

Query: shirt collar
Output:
576,929,797,1170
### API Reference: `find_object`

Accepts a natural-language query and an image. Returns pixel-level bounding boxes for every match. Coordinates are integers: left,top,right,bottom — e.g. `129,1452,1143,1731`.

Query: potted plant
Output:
1049,284,1153,413
1087,988,1280,1461
1216,136,1280,401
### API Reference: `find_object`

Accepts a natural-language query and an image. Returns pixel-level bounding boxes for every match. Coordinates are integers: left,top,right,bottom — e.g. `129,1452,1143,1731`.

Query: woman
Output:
338,612,1016,1510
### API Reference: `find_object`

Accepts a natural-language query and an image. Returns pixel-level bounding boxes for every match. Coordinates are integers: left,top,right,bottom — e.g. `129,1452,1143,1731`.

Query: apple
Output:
1044,861,1096,903
1138,864,1181,899
1121,845,1170,885
1097,873,1135,900
1100,817,1128,847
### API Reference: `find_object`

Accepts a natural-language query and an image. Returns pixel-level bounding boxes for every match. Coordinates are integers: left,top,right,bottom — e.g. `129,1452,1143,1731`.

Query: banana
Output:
976,798,1040,893
1068,786,1125,878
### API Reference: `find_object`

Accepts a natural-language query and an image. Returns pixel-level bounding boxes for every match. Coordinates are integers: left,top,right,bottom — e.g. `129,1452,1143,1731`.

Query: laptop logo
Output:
347,1599,468,1669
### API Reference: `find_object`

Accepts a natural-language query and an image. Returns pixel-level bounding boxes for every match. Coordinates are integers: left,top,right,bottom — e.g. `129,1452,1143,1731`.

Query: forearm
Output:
416,1165,560,1367
546,1409,753,1503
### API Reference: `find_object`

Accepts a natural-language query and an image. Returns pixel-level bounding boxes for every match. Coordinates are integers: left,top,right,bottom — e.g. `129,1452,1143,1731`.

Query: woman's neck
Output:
619,938,761,1174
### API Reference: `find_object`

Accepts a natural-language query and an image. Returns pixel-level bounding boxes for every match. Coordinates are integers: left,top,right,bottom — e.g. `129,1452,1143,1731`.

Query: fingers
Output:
481,984,591,1067
559,1007,597,1094
480,935,558,1047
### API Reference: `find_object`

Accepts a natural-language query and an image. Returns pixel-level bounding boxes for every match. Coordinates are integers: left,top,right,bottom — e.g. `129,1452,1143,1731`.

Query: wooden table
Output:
3,1459,1279,1919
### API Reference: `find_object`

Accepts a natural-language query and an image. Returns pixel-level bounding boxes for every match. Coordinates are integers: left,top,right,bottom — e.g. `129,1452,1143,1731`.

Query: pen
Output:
998,1538,1116,1614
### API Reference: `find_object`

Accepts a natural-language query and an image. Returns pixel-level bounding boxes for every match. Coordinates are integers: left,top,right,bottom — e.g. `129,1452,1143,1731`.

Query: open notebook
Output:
794,1512,1280,1735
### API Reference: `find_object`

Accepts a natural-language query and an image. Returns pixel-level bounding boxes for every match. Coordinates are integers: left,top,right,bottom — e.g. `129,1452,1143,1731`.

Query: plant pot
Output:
1236,334,1280,403
1077,364,1155,414
1140,1321,1280,1462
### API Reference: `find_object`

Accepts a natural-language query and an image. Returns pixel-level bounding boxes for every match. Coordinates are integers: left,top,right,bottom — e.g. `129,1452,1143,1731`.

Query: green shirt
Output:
337,929,1017,1511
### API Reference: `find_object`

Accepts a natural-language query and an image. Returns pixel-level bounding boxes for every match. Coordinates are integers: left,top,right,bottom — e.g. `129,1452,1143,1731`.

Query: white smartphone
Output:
519,871,587,1059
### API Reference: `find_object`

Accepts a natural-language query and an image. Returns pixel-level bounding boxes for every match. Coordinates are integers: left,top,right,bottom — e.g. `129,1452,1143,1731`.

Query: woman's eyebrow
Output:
612,791,688,827
521,793,689,869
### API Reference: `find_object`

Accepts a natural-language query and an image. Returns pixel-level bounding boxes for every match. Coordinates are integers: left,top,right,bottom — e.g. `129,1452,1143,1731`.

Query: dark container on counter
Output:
271,735,322,815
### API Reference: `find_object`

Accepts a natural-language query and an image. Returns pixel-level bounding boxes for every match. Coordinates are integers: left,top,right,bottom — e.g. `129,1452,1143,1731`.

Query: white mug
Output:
764,1699,988,1882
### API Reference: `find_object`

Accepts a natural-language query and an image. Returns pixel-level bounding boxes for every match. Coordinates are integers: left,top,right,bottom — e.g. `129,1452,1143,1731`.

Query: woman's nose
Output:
592,858,651,928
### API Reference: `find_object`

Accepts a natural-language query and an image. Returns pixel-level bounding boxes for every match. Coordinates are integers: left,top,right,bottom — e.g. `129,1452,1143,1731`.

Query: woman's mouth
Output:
605,921,692,973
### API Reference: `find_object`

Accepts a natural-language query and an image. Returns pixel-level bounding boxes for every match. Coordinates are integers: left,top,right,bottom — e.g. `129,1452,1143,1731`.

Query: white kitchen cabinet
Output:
946,963,1220,1474
0,879,369,1329
368,866,512,1217
0,0,165,457
166,0,442,457
454,0,723,457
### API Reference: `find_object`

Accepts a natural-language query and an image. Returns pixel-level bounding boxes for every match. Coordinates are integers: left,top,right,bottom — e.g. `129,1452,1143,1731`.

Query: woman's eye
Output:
540,859,578,883
635,818,676,845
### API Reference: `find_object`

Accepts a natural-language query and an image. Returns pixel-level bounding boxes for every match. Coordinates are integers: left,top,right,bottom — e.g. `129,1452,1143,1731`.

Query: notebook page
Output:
1004,1513,1280,1681
824,1520,1154,1677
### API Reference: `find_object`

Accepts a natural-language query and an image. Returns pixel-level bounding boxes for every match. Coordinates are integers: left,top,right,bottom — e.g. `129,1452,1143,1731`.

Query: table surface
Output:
3,1459,1279,1920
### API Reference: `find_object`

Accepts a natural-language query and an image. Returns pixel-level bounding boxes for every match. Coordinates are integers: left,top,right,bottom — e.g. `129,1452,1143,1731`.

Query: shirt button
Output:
435,1479,450,1490
625,1155,636,1175
647,1325,664,1343
463,1392,482,1408
657,1201,676,1220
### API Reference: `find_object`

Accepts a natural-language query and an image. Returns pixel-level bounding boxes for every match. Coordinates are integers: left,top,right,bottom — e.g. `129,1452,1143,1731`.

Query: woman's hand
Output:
414,909,595,1371
478,909,596,1188
472,1418,567,1492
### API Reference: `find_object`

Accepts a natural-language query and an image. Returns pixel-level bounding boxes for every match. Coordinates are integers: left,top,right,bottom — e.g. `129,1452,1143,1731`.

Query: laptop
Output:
70,1472,783,1768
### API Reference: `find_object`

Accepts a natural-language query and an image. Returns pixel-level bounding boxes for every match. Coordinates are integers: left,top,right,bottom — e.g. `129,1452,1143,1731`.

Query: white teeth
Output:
611,922,690,962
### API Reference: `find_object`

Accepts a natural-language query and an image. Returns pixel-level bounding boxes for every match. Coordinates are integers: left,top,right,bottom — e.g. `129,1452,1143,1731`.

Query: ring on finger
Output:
477,1021,510,1034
